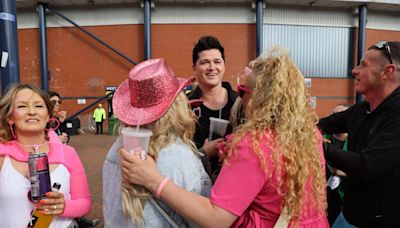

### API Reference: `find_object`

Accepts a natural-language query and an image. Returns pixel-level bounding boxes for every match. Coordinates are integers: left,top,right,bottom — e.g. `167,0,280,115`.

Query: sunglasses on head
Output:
51,100,62,105
237,84,253,98
374,41,393,64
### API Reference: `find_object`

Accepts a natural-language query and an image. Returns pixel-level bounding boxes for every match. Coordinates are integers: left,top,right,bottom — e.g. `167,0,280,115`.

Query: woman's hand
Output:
202,138,225,158
37,191,65,216
119,148,164,193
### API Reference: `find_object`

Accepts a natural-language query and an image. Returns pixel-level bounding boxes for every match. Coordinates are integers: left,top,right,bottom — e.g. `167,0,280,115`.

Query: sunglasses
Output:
51,100,62,105
237,84,253,98
374,41,393,64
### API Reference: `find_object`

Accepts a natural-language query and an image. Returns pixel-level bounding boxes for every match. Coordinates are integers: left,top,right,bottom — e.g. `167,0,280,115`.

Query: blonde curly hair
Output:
121,92,197,226
226,48,326,221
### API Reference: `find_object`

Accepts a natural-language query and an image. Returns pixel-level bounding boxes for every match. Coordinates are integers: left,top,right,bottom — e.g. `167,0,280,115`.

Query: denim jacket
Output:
103,136,212,228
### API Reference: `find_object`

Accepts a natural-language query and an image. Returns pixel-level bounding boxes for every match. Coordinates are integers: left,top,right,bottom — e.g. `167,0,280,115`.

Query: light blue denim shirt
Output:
103,136,212,228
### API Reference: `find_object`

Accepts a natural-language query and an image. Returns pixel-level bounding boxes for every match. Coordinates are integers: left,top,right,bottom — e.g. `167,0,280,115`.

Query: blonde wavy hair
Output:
0,84,53,143
226,48,326,221
229,97,243,130
121,92,197,225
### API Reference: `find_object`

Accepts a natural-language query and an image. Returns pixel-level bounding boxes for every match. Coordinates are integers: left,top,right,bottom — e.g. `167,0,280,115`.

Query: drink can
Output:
28,153,52,202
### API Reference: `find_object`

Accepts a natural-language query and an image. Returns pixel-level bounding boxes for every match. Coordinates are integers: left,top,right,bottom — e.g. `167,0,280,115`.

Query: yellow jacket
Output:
93,108,106,122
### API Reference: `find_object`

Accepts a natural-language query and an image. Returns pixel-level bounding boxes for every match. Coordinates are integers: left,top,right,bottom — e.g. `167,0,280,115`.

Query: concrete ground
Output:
69,132,118,227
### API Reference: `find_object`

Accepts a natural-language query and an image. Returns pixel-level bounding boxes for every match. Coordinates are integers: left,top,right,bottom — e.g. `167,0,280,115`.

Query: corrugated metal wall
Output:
368,10,400,31
17,5,399,29
152,4,254,24
17,5,254,28
265,6,353,27
17,7,143,29
264,24,353,78
15,4,398,79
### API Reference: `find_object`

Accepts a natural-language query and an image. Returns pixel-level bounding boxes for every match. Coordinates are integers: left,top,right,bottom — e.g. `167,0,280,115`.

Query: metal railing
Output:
39,3,141,121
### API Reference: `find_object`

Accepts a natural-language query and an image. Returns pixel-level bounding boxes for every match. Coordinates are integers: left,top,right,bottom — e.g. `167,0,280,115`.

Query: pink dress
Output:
211,131,329,228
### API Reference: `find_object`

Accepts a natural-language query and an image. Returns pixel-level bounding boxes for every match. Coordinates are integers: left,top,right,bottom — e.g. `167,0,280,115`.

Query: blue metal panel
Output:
264,24,352,78
38,3,49,92
144,0,151,60
256,0,264,57
356,5,367,103
0,0,20,94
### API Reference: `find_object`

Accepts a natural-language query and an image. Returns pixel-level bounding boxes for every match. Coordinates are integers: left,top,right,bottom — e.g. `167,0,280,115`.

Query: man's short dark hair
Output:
192,36,225,65
368,41,400,65
48,91,61,99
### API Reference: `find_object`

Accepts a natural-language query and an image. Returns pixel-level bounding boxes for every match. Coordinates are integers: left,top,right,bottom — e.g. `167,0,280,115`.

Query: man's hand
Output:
322,138,331,143
202,138,225,158
59,132,68,144
334,169,347,177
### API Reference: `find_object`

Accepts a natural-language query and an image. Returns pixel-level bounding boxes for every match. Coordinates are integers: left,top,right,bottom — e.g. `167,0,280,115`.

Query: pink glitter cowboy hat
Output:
113,58,195,126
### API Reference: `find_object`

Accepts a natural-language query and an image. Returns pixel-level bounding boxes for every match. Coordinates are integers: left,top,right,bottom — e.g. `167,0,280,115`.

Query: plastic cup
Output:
121,127,153,159
209,117,230,141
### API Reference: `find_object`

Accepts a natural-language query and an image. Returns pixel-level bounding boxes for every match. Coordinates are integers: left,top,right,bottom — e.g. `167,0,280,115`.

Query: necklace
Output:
14,141,49,153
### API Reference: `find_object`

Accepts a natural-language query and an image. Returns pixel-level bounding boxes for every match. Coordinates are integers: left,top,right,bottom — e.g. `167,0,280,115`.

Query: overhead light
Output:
140,0,155,9
251,1,265,11
352,7,359,16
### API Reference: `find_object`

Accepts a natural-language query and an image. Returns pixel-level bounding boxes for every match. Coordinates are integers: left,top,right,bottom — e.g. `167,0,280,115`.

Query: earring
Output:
46,118,60,131
9,121,17,139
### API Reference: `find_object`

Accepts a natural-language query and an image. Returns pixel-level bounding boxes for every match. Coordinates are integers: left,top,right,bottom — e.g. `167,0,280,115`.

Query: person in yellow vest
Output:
93,104,106,134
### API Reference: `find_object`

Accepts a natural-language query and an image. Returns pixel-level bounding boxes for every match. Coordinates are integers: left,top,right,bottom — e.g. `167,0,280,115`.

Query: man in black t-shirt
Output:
187,36,238,180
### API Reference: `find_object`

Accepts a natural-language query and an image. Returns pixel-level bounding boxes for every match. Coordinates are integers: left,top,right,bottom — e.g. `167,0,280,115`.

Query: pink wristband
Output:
155,177,170,198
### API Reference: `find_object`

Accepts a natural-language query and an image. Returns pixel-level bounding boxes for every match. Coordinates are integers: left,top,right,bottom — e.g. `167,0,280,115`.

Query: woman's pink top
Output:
211,131,329,228
0,139,91,217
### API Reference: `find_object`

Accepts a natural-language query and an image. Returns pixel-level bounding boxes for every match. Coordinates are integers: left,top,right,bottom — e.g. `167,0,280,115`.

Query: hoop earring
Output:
46,118,60,131
9,122,17,139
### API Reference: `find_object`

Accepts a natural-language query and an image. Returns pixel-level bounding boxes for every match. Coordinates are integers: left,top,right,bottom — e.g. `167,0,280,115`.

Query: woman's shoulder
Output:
48,142,80,164
156,139,201,172
50,142,77,155
105,136,123,162
0,141,17,152
0,143,9,160
0,141,28,162
158,139,197,161
156,139,211,194
232,131,274,156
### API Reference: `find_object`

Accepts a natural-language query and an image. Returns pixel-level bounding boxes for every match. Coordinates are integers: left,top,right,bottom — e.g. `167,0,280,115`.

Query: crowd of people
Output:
1,36,399,228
